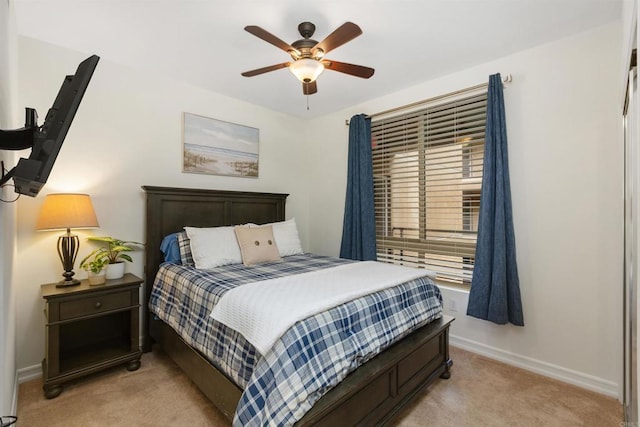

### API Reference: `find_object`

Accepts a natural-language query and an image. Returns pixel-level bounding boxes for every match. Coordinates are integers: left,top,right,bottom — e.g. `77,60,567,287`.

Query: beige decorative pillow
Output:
234,225,281,266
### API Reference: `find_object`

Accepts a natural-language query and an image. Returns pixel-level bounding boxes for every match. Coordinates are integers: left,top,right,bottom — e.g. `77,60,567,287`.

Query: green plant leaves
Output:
81,236,143,268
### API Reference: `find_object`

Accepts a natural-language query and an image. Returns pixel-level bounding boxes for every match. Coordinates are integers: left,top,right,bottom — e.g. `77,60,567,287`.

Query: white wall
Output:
14,36,312,371
307,22,624,397
0,0,18,417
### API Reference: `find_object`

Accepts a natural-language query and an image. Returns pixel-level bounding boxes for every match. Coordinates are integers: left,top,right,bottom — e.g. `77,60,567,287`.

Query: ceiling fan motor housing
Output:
292,22,320,59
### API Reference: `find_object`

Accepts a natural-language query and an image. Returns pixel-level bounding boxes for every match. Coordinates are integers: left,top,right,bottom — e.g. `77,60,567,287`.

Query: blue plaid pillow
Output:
177,231,194,266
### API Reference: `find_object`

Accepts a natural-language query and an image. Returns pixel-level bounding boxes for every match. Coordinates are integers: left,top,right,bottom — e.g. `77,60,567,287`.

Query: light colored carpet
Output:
17,346,622,426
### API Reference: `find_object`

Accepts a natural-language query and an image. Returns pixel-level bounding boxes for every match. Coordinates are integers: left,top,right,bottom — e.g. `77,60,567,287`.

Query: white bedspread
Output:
210,261,435,355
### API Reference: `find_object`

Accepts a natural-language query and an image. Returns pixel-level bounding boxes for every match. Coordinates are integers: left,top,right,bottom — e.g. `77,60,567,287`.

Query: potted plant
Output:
80,256,109,285
81,236,143,280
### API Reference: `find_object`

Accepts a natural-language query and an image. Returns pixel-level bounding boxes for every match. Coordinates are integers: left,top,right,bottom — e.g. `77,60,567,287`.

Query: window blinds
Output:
371,92,487,283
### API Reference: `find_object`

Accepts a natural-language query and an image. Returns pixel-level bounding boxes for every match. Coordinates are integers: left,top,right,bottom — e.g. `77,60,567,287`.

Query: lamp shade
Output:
289,58,324,83
36,193,99,231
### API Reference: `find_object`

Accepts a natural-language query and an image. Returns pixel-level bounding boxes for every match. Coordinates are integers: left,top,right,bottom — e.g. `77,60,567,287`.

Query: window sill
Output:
434,278,470,294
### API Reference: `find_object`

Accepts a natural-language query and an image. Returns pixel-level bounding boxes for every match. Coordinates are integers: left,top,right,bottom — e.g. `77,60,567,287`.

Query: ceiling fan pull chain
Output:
306,94,310,110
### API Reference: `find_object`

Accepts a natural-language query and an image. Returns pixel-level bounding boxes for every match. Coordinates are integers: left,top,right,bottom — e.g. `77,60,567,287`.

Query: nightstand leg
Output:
126,359,141,371
43,384,63,399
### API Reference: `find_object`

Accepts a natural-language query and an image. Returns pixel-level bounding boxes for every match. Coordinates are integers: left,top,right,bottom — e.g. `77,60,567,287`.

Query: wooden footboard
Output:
153,315,453,425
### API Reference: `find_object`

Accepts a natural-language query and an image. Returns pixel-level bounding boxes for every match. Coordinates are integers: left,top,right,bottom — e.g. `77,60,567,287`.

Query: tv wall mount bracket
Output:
0,107,40,187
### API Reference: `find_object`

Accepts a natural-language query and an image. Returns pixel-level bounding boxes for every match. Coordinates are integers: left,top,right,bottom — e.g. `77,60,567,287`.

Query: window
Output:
372,92,487,284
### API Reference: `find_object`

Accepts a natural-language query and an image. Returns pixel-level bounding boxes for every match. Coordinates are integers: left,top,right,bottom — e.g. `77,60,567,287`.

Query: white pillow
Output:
254,218,303,257
184,226,242,268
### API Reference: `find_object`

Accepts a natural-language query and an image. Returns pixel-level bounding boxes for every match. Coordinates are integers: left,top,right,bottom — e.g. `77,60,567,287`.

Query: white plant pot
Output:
106,262,126,280
88,270,106,286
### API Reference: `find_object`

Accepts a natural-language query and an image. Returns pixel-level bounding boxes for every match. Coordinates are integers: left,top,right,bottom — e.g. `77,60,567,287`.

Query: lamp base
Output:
56,231,81,288
56,278,81,288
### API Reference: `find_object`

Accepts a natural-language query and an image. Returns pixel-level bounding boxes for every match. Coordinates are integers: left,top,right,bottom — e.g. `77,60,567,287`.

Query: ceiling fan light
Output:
289,58,324,83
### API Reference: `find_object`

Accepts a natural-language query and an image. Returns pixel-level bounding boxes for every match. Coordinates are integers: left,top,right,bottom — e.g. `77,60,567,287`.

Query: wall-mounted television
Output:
0,54,99,197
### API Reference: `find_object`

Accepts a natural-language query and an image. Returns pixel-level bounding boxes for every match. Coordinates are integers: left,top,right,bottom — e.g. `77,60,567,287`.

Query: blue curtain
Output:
340,114,377,260
466,74,524,326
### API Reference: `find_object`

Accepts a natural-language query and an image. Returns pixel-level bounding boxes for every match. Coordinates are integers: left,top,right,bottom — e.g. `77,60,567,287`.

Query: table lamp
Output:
36,193,99,287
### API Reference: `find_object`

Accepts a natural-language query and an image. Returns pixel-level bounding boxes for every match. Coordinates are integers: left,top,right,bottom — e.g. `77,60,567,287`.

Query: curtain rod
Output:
345,74,512,126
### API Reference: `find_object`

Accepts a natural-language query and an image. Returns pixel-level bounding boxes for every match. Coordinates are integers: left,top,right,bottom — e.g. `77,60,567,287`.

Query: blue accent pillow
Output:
160,233,181,264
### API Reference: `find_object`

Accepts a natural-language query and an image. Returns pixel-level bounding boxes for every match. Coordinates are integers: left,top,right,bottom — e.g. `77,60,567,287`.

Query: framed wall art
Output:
182,113,259,178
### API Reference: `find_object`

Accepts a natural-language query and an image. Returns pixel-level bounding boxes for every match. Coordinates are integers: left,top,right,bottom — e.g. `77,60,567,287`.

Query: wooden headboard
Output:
141,186,288,351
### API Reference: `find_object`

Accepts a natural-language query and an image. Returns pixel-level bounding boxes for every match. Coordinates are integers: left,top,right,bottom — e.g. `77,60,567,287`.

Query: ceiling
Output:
13,0,622,119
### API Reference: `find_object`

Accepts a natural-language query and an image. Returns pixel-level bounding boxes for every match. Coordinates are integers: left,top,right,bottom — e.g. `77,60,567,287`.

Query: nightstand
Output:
41,273,143,399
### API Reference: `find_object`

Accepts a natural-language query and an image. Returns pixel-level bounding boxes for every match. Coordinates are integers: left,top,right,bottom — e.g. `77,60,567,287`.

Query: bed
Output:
142,185,453,426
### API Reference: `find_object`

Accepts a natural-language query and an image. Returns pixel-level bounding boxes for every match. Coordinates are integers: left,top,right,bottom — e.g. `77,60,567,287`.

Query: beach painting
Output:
183,113,259,178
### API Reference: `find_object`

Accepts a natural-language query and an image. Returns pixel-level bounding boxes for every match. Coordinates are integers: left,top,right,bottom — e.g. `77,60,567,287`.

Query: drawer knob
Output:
95,301,102,309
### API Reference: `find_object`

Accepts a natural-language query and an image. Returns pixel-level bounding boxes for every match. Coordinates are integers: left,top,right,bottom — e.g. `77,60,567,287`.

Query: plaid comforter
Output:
149,254,443,426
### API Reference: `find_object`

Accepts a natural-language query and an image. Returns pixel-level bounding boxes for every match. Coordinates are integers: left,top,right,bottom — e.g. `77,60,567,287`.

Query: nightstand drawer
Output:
59,291,132,320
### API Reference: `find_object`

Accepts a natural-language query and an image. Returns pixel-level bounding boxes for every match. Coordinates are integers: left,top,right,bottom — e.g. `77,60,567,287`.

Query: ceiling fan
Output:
241,21,375,95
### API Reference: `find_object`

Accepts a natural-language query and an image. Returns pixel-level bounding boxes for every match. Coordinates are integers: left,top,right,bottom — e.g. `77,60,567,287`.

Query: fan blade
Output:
303,81,317,95
322,60,375,79
313,22,362,56
241,62,291,77
245,26,300,57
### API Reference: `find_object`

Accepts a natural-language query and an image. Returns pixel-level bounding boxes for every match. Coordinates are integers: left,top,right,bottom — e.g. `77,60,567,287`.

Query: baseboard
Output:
16,363,41,384
15,337,619,400
450,334,620,399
